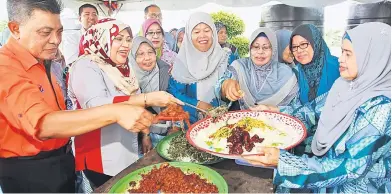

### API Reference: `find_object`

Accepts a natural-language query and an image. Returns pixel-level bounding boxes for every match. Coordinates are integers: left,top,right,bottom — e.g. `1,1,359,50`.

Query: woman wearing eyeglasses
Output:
217,28,299,110
253,24,340,156
289,24,340,104
243,22,390,194
129,36,175,150
142,19,177,69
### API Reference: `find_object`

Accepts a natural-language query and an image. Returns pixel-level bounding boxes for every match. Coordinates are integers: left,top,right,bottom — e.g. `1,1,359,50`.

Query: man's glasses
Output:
147,13,162,19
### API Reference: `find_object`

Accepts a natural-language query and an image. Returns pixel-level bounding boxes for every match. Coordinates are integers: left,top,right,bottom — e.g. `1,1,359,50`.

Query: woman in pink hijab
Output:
142,19,177,68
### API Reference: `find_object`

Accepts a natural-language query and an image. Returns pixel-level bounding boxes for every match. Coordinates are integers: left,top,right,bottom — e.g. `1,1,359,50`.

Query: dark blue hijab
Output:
290,24,340,103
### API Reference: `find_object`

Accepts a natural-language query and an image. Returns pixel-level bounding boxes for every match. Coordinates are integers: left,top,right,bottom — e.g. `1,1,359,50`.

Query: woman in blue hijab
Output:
290,24,340,103
243,22,391,194
254,24,340,155
276,29,295,67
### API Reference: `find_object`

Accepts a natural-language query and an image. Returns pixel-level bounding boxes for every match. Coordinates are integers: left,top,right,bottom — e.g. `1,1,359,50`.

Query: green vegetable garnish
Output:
271,142,284,147
214,148,224,152
279,132,287,136
237,117,275,131
168,133,222,163
209,126,232,140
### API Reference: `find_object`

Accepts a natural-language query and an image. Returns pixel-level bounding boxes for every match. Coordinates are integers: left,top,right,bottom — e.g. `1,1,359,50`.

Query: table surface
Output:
95,149,274,193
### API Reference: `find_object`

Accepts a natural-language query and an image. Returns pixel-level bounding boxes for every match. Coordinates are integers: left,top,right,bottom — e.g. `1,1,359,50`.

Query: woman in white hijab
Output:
243,22,391,193
168,12,229,124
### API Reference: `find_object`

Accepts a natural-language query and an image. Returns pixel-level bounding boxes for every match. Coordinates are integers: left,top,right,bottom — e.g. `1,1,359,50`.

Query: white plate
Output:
186,110,307,159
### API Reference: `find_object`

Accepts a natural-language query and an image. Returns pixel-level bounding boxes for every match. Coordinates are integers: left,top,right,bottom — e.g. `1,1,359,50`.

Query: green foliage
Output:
211,11,245,39
0,21,7,33
228,36,249,58
210,11,248,57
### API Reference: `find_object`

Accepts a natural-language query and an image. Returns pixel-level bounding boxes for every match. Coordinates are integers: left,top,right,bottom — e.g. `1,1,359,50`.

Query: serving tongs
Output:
183,102,209,115
184,101,233,121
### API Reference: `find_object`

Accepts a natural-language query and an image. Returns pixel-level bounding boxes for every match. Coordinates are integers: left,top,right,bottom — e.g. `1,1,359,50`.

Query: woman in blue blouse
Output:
291,24,340,104
254,24,340,155
260,24,339,108
243,22,391,193
168,12,229,124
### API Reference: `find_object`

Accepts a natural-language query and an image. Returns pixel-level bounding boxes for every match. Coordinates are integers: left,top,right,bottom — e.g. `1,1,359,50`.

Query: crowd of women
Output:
64,7,391,192
1,0,388,192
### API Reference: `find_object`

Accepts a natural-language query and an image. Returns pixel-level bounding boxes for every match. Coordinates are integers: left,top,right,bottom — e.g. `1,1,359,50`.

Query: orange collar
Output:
5,37,39,71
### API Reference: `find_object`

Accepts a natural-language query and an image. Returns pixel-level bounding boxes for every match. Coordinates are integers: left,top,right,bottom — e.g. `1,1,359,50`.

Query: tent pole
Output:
108,0,113,17
113,3,124,18
97,3,108,17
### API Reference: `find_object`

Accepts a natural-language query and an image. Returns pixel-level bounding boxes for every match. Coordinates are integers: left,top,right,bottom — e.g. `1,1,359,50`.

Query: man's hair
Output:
144,4,160,15
79,3,99,16
7,0,63,23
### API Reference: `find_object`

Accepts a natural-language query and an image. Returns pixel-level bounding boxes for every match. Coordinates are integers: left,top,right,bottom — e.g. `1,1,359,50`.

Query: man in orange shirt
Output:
0,0,155,192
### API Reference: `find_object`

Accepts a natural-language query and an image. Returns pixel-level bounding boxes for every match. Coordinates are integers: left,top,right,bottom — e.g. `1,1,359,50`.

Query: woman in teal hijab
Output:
254,24,340,155
290,24,340,103
243,22,391,194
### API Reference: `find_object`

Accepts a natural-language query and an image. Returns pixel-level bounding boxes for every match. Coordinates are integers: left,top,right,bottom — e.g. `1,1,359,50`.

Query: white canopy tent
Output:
64,0,389,16
59,0,390,57
61,0,390,31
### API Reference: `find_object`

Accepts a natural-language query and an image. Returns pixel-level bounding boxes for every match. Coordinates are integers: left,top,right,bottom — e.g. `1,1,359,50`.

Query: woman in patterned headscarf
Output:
244,22,391,194
215,22,240,64
68,18,182,188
